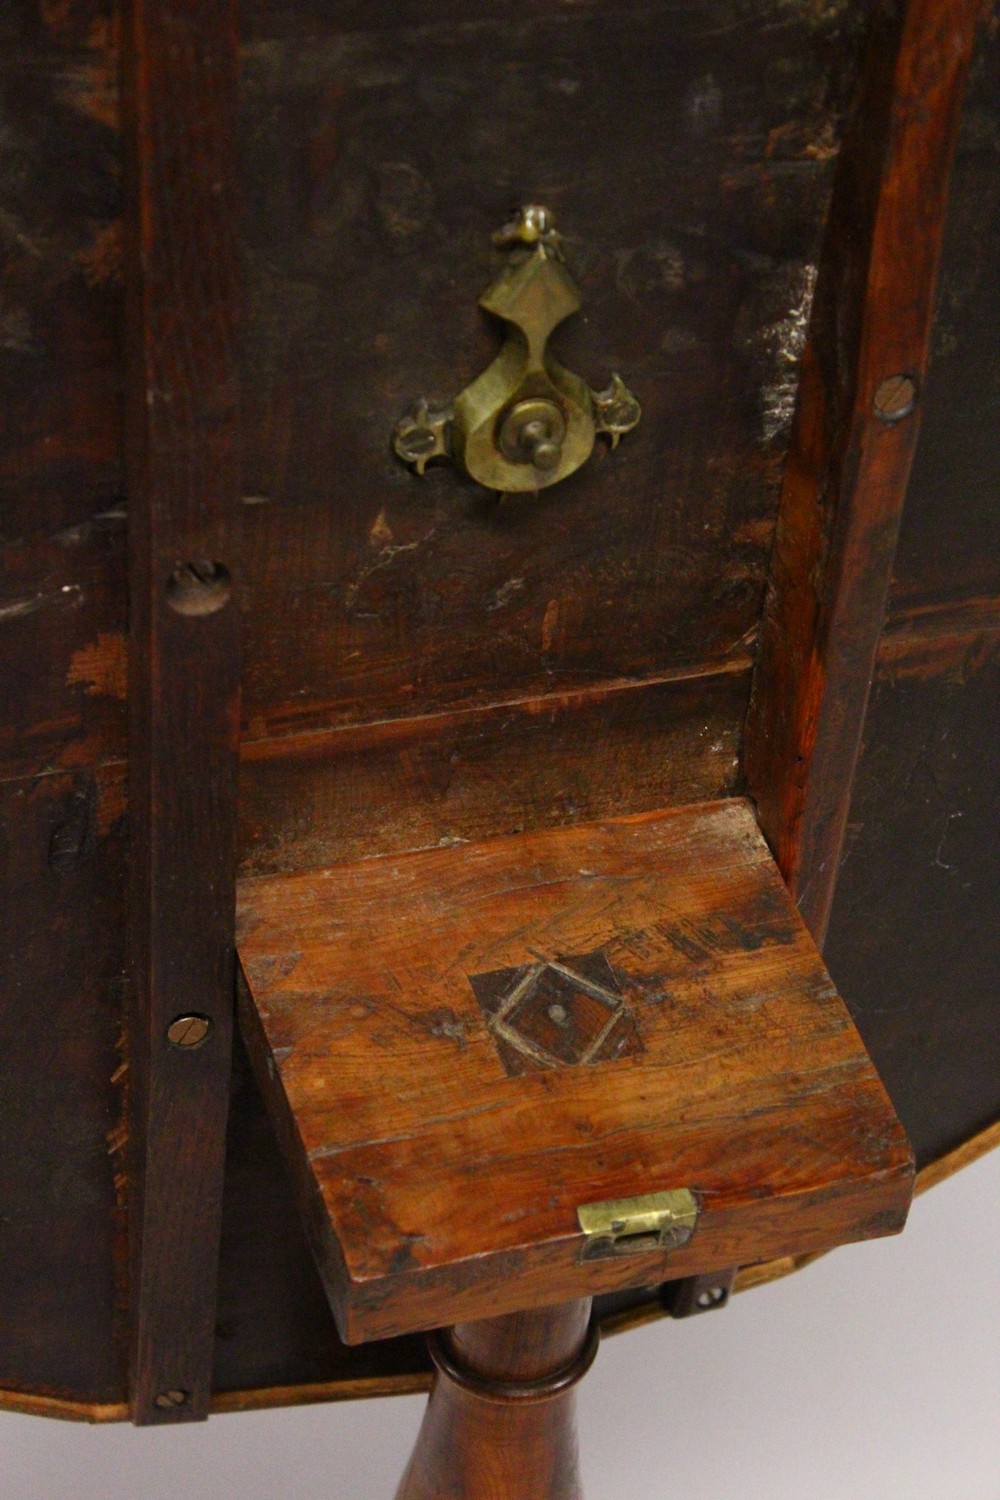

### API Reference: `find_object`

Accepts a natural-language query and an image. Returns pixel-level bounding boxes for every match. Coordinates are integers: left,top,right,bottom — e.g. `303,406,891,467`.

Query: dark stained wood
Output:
744,0,987,945
0,6,128,1417
887,16,1000,621
397,1301,592,1500
876,595,1000,680
0,6,123,529
818,24,1000,1174
0,769,126,1407
0,0,998,1426
0,519,127,783
238,666,751,875
237,800,913,1343
824,594,1000,1171
245,0,797,32
122,0,242,1424
0,9,126,787
235,0,864,768
396,19,1000,1353
2,0,868,850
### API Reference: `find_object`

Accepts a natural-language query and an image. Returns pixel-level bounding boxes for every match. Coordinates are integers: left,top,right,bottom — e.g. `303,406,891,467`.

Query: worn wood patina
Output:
236,801,913,1343
0,0,996,1433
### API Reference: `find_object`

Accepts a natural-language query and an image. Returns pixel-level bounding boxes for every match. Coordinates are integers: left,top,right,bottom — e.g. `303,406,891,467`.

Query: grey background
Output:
4,1146,998,1499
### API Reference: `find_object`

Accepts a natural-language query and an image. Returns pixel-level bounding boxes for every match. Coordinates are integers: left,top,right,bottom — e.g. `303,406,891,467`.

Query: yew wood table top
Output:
236,800,913,1343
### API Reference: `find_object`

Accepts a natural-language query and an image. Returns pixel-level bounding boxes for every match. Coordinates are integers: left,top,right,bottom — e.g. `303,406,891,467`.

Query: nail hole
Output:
166,1014,212,1049
165,560,231,616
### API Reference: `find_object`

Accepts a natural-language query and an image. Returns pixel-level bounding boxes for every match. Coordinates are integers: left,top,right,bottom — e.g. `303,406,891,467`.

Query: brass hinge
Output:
577,1189,698,1260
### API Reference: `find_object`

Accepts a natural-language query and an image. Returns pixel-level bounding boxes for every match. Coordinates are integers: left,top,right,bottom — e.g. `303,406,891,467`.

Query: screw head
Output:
873,374,917,423
399,428,439,459
493,204,560,251
696,1285,728,1310
166,1014,212,1049
392,399,452,475
154,1389,189,1410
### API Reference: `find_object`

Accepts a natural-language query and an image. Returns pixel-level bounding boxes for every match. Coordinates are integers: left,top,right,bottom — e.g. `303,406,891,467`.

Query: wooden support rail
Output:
744,0,987,946
123,0,242,1424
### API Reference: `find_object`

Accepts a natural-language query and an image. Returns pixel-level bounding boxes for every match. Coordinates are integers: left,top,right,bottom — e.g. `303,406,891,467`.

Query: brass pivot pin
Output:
392,206,641,494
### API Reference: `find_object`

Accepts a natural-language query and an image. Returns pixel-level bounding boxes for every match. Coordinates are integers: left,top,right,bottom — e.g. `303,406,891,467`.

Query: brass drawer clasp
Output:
392,206,640,495
577,1189,699,1260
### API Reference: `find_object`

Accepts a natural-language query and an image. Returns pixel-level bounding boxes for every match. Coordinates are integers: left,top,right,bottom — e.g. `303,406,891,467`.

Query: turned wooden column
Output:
395,1299,598,1500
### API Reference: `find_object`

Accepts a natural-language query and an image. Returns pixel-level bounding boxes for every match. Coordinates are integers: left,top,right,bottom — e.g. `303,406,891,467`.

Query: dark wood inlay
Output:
469,950,642,1077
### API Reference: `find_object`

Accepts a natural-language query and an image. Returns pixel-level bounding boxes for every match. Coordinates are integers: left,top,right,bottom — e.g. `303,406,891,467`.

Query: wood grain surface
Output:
744,0,987,945
237,667,750,877
238,800,913,1342
396,1301,592,1500
0,769,126,1405
825,635,1000,1169
232,0,865,878
822,17,1000,1171
0,0,996,1419
123,0,242,1424
0,3,125,789
4,1116,997,1424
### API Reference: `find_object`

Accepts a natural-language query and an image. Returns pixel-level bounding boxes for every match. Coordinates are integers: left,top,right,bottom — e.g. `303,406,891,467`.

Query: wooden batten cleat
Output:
236,799,914,1345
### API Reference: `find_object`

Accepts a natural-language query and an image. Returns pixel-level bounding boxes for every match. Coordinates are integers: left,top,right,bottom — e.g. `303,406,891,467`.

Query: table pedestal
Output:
396,1300,596,1500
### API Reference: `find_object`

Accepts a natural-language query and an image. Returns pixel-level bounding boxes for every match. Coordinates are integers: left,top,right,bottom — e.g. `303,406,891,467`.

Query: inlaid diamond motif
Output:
469,949,642,1077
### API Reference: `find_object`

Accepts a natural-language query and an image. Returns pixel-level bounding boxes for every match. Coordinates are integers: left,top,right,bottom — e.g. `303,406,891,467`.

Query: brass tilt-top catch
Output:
392,206,641,494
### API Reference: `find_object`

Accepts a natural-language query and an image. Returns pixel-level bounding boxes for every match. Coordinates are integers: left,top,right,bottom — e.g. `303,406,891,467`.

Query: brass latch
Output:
392,205,640,494
577,1189,698,1260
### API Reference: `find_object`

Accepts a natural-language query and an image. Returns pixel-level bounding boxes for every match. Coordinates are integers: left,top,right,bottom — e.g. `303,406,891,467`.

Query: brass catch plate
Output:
577,1189,699,1259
